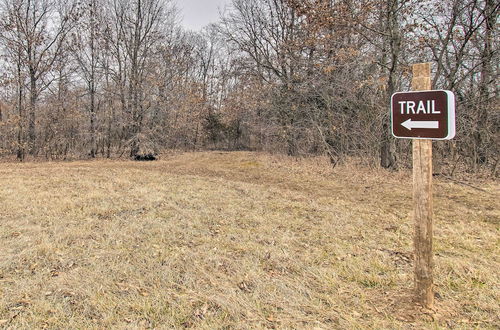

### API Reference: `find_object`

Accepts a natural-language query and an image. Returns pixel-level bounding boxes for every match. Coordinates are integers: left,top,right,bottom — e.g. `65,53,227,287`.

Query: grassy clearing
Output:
0,152,498,329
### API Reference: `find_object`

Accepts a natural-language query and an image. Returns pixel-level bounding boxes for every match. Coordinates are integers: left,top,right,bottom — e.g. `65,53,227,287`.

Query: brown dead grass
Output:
0,151,498,329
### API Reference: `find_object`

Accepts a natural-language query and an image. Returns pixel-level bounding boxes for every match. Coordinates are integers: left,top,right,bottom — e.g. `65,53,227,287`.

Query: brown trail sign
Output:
392,90,455,140
391,63,456,309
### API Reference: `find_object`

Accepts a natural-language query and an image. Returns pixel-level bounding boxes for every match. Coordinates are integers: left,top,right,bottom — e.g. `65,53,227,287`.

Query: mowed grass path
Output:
0,152,498,329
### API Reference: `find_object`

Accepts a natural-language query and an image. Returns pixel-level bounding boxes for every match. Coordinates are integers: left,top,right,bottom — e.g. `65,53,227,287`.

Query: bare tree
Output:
72,0,104,157
110,0,175,156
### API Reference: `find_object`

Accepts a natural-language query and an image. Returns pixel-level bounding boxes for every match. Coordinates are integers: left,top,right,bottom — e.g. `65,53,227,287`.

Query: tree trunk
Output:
16,51,25,161
89,0,98,158
129,0,140,157
380,0,400,169
28,71,37,155
105,60,113,159
474,0,495,165
90,87,97,158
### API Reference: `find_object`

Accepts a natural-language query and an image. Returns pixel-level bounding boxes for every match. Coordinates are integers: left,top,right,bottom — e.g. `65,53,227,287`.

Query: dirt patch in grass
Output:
0,152,498,328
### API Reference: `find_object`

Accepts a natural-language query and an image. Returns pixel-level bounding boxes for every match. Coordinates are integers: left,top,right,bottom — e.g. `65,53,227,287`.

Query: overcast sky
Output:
175,0,231,31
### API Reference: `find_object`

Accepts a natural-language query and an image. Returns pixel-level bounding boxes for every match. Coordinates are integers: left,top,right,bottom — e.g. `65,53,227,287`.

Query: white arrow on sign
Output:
401,119,439,130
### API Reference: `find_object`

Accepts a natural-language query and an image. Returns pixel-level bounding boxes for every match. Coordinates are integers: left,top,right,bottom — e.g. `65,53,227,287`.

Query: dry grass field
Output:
0,152,498,329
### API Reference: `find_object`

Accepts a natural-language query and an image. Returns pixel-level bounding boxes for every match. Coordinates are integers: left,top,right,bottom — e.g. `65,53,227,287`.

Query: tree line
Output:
0,0,497,174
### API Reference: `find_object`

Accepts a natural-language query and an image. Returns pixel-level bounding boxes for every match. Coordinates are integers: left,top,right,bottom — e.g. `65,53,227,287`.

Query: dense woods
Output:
0,0,497,174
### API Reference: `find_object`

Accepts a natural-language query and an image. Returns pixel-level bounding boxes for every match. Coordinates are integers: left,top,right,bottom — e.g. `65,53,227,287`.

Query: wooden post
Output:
411,63,434,308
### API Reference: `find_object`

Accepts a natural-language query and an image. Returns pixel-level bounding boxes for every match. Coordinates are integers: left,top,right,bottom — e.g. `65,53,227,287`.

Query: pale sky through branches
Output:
175,0,231,31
